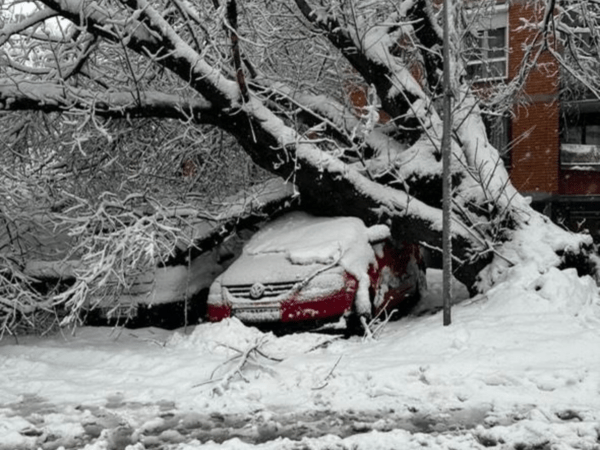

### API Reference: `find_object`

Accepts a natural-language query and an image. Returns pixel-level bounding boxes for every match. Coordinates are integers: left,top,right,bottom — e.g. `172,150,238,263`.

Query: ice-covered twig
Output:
370,309,398,339
360,315,374,341
206,336,281,395
312,355,343,390
212,342,259,395
305,337,341,353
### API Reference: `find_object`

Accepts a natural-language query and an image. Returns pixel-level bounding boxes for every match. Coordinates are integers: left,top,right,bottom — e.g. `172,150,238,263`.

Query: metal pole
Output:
442,0,453,326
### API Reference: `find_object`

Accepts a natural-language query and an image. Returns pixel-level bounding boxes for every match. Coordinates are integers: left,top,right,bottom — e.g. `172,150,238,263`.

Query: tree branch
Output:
226,0,249,103
37,0,239,109
406,0,444,94
0,8,59,46
293,0,427,141
0,81,215,120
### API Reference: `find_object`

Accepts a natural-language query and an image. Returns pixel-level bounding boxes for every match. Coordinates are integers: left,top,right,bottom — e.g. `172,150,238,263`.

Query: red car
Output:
207,212,425,330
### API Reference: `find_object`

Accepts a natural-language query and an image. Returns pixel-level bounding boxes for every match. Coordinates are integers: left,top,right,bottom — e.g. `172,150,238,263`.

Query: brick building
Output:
479,0,600,238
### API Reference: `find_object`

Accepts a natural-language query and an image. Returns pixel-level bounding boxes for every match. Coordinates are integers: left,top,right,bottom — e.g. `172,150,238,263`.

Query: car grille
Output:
225,281,297,300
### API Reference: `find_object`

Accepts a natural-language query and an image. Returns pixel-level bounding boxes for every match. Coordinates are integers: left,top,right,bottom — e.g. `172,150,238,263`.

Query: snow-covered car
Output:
84,237,245,329
207,212,426,330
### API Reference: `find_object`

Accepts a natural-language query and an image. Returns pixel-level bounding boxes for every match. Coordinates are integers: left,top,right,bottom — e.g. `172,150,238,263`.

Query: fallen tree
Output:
0,0,597,332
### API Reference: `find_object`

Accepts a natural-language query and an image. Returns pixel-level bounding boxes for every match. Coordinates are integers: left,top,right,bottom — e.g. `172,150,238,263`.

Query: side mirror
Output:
366,224,391,244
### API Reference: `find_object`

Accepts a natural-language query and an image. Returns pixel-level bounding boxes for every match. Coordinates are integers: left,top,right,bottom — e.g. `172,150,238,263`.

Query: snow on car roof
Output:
245,212,373,264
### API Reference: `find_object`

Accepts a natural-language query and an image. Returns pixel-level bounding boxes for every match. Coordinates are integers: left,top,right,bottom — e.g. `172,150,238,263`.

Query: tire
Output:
345,312,370,337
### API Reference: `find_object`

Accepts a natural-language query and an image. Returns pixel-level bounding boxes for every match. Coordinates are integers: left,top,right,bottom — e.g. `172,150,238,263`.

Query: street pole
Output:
442,0,453,326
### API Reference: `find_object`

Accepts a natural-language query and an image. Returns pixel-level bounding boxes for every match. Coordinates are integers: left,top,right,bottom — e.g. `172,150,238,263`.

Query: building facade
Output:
483,0,600,238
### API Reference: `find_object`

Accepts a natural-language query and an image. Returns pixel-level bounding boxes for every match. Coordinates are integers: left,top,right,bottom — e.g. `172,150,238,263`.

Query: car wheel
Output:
344,312,371,337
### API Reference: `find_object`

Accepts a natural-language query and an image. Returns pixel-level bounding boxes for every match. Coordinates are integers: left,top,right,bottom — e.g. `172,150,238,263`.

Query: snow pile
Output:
1,269,600,449
168,317,267,353
477,209,594,292
481,263,599,318
536,268,599,317
168,317,333,359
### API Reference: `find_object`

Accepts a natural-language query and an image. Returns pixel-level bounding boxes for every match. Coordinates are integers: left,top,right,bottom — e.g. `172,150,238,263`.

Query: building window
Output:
465,5,509,81
467,28,508,80
561,107,600,169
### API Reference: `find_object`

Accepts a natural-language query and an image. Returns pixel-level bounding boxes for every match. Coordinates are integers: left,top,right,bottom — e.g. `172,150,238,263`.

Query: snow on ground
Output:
1,268,600,450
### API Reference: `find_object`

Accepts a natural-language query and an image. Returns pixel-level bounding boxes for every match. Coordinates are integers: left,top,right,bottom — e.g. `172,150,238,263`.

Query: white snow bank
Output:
476,210,594,291
480,263,600,320
168,317,334,359
1,269,600,449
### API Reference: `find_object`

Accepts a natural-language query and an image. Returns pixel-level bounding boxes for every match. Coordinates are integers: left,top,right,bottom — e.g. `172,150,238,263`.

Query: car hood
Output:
220,252,330,286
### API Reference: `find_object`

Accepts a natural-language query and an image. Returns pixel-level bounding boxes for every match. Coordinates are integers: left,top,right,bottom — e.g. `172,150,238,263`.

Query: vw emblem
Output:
249,282,265,300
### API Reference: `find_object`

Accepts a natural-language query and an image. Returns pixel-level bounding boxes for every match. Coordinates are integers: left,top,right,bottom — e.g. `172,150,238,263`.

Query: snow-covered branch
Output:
0,8,59,46
35,0,239,109
0,81,214,119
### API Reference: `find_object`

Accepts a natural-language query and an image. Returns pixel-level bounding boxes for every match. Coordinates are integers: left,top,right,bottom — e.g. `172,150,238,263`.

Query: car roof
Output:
244,211,369,263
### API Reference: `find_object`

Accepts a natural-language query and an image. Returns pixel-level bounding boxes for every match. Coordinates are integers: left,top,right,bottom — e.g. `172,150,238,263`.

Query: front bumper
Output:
208,269,358,324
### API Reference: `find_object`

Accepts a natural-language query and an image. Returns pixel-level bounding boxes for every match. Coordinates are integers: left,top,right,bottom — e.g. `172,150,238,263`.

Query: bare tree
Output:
0,0,596,332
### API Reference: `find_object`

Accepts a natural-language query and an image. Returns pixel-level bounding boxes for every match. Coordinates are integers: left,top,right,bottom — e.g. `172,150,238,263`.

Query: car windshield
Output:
245,212,369,265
